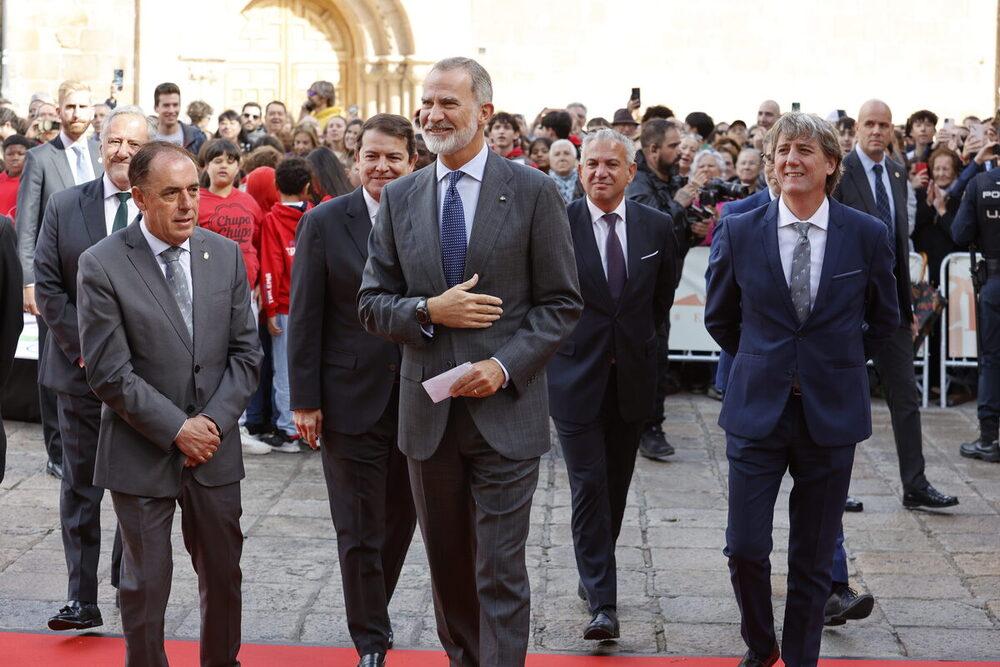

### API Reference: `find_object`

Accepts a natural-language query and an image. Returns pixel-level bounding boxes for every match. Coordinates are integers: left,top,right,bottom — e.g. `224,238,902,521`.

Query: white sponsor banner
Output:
669,247,719,353
15,314,39,361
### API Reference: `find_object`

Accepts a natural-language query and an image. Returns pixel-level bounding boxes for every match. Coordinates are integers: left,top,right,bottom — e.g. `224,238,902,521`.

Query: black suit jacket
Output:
547,198,676,425
833,149,911,322
288,187,401,435
33,177,108,395
0,216,23,483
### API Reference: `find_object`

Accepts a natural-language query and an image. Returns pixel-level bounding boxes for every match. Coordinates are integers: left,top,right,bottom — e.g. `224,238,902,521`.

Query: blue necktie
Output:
603,213,626,302
872,163,893,229
441,171,467,288
72,145,91,184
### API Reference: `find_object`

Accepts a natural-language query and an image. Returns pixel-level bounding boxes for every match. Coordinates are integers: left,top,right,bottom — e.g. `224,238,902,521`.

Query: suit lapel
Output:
846,153,878,215
88,139,103,176
190,230,210,359
406,166,448,294
621,200,644,308
80,178,107,246
464,151,513,281
809,198,844,318
344,188,372,261
48,138,75,192
570,200,614,312
124,222,193,353
760,199,800,324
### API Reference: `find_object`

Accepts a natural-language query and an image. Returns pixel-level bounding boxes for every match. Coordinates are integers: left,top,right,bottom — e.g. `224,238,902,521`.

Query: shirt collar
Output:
140,218,191,255
586,197,628,225
777,195,829,231
102,173,130,200
362,186,380,220
60,131,89,151
855,143,886,173
435,142,489,184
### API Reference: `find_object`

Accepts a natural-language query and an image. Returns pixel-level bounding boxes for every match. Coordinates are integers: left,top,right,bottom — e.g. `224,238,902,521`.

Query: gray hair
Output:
692,148,726,173
431,57,493,105
737,147,763,164
101,105,156,142
764,112,843,195
550,138,577,158
567,102,587,115
581,128,636,165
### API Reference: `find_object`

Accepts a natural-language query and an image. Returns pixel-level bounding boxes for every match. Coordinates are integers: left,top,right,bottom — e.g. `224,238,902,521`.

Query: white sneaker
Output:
240,427,271,455
270,439,302,454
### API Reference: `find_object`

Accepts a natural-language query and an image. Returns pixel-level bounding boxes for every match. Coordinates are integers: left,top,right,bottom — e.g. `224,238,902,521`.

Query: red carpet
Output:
1,632,991,666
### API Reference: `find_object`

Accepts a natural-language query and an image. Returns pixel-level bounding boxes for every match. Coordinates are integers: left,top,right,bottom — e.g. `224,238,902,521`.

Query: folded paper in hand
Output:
422,362,474,403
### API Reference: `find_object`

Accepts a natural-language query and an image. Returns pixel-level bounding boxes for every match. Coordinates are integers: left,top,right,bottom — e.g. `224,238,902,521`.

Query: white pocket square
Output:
640,251,659,260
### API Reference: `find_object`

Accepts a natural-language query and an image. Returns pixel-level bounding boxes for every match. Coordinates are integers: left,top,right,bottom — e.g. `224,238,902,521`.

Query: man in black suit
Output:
548,129,676,640
0,214,22,484
832,99,958,511
289,114,418,667
16,81,103,480
33,105,152,630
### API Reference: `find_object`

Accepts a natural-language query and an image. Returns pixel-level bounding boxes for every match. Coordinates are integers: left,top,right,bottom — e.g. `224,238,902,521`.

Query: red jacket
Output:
198,188,263,287
261,202,307,317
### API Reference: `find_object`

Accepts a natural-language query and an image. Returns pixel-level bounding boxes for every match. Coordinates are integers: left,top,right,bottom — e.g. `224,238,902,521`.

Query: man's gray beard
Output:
423,122,479,157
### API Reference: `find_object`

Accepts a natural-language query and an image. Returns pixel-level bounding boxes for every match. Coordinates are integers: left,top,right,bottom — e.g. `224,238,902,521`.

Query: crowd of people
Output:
0,58,995,667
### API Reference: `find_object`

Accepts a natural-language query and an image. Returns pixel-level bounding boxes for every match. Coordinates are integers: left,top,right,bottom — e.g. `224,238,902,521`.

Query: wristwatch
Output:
415,297,431,325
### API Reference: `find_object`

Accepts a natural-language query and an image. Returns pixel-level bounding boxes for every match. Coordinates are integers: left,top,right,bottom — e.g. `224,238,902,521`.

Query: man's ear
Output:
131,185,146,212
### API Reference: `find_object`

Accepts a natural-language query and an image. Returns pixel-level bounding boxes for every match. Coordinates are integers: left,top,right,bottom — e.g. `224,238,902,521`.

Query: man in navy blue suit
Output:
548,129,676,641
705,113,898,667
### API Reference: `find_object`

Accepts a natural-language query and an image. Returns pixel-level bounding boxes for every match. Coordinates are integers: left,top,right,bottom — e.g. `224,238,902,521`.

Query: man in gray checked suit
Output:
17,80,103,479
76,142,261,667
359,57,582,666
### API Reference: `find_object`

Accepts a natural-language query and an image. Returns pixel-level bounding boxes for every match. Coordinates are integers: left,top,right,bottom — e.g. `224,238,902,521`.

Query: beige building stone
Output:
2,1,998,127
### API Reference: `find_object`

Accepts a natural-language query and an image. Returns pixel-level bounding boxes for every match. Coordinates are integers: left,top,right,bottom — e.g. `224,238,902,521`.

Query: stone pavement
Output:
1,393,998,661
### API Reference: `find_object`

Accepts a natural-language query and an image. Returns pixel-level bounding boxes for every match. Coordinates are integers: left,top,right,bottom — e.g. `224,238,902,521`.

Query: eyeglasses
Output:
307,90,317,97
242,113,260,119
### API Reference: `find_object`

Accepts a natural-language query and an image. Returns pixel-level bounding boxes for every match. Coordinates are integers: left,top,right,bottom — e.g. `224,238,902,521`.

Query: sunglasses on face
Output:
243,113,260,119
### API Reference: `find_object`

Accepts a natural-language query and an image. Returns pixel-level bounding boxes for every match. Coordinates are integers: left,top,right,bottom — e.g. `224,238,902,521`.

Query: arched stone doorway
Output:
225,0,422,117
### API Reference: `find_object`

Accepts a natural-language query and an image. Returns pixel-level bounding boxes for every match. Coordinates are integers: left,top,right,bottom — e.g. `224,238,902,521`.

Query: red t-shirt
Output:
0,172,19,219
198,188,263,287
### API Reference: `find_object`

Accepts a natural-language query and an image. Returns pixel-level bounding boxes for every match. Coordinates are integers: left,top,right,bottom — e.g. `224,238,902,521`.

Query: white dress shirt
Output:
362,186,380,223
140,219,193,306
61,131,95,185
855,144,896,224
777,195,829,308
102,174,140,236
435,142,489,241
585,197,629,278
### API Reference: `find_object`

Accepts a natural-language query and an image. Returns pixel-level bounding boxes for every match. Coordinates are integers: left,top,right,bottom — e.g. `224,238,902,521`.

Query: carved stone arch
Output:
230,0,419,117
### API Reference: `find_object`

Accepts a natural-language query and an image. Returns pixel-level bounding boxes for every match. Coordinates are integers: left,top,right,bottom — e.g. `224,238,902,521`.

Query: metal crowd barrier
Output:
938,252,980,408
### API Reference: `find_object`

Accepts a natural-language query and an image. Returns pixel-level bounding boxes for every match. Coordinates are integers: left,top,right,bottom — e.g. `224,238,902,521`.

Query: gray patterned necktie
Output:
161,246,193,337
789,221,811,324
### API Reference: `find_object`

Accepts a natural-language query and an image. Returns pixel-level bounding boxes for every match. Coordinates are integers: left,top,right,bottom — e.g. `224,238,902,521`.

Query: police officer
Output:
953,165,1000,462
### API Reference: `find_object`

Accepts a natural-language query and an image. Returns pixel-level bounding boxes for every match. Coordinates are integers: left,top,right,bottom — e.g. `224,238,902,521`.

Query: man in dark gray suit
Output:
16,80,102,479
0,214,22,484
359,57,582,666
34,105,154,631
77,142,262,667
832,100,957,511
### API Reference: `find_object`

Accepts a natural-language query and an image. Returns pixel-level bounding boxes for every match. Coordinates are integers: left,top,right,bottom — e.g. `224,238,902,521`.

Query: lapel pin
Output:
894,171,900,178
203,252,210,260
499,195,507,202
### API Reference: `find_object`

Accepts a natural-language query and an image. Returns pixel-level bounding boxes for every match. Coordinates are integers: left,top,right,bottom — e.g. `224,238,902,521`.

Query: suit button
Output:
186,405,196,415
446,361,454,369
194,364,201,373
797,336,805,341
388,364,398,372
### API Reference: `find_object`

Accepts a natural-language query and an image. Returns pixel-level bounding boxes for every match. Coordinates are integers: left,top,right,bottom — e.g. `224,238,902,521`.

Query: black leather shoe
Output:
47,601,103,631
357,653,385,667
577,580,587,601
639,426,675,460
824,584,874,626
583,607,619,640
960,437,1000,462
45,460,63,479
844,495,864,512
737,644,779,667
903,485,959,509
